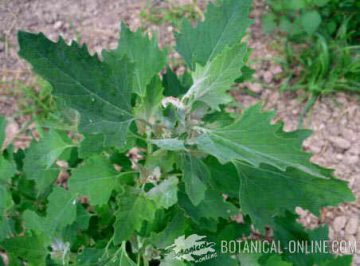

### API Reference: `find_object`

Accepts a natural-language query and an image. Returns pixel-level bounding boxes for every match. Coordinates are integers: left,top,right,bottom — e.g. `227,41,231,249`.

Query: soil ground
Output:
1,0,360,264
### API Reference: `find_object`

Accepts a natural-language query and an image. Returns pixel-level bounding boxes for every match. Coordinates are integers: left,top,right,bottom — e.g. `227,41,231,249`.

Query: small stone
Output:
54,21,63,30
333,216,347,232
272,65,282,75
263,71,273,83
247,83,262,93
344,154,359,164
344,235,357,251
342,128,356,142
328,136,351,150
335,154,343,161
348,143,360,155
345,217,359,235
355,255,360,265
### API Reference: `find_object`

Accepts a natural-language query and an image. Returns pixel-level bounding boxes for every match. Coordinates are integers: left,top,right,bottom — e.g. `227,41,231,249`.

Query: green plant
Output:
140,0,203,29
262,0,360,127
280,19,360,126
284,19,360,93
0,0,354,265
263,0,360,42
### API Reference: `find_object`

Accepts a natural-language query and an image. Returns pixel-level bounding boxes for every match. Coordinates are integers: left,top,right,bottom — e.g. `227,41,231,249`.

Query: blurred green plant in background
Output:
263,0,359,42
140,0,203,28
262,0,360,126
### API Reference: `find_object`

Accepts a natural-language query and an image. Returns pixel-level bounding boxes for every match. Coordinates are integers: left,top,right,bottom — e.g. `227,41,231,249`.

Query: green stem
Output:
298,94,318,129
143,256,149,266
137,252,141,266
145,124,153,156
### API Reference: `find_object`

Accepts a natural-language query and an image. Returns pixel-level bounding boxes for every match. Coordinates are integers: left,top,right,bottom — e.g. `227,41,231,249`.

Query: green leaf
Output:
313,0,330,7
239,254,262,266
301,11,321,35
160,258,187,266
138,76,164,123
175,0,252,68
0,157,16,182
0,216,14,242
104,23,167,96
184,43,249,109
78,133,106,158
24,187,77,237
0,186,13,241
69,154,121,206
46,186,77,229
150,209,189,249
0,117,5,148
151,138,186,151
18,31,134,148
196,104,332,178
162,67,189,97
203,111,234,128
181,154,209,206
284,0,306,10
178,184,238,223
236,162,354,230
1,234,48,266
113,188,156,244
279,17,293,33
262,14,277,34
147,176,179,209
321,256,352,266
205,157,239,198
76,248,105,266
263,255,292,266
201,223,252,266
273,212,334,266
62,204,91,244
23,130,73,193
145,150,177,173
117,245,137,266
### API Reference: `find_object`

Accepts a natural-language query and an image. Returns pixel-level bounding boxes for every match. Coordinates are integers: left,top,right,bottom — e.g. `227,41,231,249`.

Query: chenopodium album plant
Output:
0,0,355,265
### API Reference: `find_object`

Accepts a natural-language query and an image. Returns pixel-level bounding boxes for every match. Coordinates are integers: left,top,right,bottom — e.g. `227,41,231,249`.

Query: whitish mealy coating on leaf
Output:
184,43,248,109
68,155,120,206
196,104,333,178
175,0,252,69
103,23,167,97
147,176,179,209
18,31,134,148
151,138,186,151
